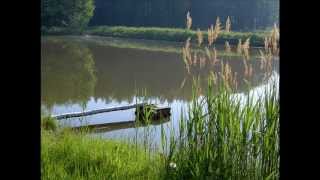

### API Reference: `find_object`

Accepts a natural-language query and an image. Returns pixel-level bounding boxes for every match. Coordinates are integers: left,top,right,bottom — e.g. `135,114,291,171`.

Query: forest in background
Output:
41,0,279,31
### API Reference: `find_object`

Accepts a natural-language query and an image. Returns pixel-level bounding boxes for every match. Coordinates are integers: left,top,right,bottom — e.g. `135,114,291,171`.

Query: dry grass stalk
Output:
207,17,222,46
264,37,270,53
259,50,266,70
237,39,242,54
186,11,192,30
264,23,280,56
182,38,192,73
225,41,231,53
196,28,203,46
209,47,218,65
199,55,206,69
182,47,190,74
193,51,198,65
214,17,222,33
205,47,211,60
208,25,214,46
243,59,253,79
209,71,217,85
225,16,231,32
242,38,250,60
219,61,237,90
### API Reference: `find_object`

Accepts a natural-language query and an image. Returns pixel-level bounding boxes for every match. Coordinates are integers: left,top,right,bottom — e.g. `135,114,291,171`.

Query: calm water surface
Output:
41,36,279,144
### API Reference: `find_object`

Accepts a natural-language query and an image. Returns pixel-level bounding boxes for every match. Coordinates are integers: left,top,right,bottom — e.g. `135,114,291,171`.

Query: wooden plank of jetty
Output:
52,103,147,120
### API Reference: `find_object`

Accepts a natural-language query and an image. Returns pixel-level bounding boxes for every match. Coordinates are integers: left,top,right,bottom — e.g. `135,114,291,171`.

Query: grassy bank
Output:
42,128,164,179
41,76,279,179
44,35,261,58
41,26,267,47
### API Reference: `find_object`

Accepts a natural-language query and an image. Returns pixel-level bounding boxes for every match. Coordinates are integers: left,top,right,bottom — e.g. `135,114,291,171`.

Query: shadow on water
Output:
73,117,170,133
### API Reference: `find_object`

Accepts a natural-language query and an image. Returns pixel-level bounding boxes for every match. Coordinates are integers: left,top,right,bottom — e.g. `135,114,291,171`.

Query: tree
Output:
41,0,95,29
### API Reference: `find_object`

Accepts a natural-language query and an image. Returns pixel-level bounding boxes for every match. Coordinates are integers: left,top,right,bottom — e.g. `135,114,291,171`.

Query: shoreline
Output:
41,26,267,47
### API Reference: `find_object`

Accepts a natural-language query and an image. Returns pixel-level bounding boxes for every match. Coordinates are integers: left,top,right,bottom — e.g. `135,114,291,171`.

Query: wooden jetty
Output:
52,103,171,131
52,103,147,120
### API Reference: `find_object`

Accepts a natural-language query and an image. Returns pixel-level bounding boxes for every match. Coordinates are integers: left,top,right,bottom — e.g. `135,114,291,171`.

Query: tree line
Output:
41,0,279,31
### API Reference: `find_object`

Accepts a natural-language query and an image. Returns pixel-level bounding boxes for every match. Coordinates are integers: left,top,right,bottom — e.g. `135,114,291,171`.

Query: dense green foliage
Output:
41,0,95,29
90,0,279,30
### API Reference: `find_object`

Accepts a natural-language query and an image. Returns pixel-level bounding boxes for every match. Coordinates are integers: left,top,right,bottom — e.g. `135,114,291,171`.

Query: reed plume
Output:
186,11,192,30
213,17,221,41
225,16,231,32
196,28,203,46
270,23,279,55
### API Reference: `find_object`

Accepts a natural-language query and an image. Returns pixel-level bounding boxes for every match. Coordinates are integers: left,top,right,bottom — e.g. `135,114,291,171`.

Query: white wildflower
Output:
169,162,177,169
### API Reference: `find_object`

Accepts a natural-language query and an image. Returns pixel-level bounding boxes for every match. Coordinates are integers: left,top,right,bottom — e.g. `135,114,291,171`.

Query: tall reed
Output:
225,16,231,32
163,75,279,179
186,11,192,30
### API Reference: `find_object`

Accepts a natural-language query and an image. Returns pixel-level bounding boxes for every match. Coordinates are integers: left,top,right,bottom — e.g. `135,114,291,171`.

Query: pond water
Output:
41,35,279,144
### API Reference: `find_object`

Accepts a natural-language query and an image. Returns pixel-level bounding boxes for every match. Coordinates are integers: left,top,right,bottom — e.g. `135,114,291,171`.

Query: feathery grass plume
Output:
215,16,222,33
225,41,231,53
269,23,280,55
213,17,222,40
237,39,242,54
186,11,192,30
196,28,203,46
225,16,231,32
208,25,214,46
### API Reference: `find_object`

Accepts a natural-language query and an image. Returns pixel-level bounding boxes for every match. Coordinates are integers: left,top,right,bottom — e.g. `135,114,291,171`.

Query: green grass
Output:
41,78,279,179
41,128,164,179
41,116,58,131
42,26,267,47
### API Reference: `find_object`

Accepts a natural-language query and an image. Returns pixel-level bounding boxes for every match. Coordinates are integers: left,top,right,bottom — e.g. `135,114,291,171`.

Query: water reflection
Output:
41,38,97,110
41,36,279,138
